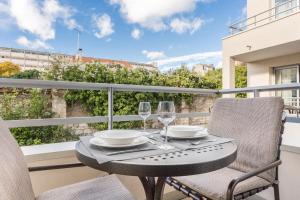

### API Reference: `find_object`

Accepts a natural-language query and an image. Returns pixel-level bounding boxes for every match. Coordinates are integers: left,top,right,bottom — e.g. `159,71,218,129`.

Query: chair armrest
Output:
226,160,282,199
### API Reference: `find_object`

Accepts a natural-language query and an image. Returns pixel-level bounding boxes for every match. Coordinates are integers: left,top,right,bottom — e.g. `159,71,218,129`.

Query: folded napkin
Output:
149,134,234,150
79,136,178,164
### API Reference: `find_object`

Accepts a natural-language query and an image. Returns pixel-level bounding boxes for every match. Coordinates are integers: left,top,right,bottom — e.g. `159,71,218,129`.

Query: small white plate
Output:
168,125,205,137
89,136,149,148
94,130,142,145
160,129,209,139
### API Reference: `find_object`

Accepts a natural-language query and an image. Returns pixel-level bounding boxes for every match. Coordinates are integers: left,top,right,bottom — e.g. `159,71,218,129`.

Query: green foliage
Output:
0,89,76,145
235,65,247,98
13,69,40,79
46,63,214,130
201,68,222,89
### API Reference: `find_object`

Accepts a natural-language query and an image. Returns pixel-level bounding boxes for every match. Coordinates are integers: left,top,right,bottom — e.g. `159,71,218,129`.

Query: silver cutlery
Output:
106,148,156,156
148,140,157,145
190,139,217,145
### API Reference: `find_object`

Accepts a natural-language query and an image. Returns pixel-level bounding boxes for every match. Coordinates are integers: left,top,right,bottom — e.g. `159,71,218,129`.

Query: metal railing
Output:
229,0,300,35
2,78,300,129
283,97,300,107
0,78,216,129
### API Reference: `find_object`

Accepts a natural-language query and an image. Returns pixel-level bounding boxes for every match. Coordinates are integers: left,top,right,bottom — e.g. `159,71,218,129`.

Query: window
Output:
275,66,300,106
275,0,298,18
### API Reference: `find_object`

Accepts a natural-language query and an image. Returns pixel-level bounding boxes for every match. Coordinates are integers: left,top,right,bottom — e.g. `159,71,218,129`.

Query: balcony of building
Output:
223,0,300,62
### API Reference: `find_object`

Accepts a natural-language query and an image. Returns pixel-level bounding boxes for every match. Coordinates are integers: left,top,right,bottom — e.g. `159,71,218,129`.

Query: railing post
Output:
254,89,260,98
108,87,113,130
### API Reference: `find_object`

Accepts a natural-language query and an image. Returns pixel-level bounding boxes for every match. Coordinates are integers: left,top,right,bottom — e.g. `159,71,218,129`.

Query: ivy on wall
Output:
47,63,220,129
0,62,246,145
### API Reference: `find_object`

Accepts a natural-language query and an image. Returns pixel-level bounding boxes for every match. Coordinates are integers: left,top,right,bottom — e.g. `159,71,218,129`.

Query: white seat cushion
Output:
174,167,271,200
36,175,135,200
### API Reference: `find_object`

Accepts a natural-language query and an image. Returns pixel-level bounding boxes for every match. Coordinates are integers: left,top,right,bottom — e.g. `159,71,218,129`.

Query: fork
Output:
106,148,156,156
190,139,217,145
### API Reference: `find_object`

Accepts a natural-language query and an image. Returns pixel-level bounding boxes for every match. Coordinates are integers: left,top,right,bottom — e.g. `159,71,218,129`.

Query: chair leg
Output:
273,184,280,200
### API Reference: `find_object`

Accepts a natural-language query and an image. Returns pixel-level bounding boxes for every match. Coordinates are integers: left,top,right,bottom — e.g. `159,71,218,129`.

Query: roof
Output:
0,46,156,69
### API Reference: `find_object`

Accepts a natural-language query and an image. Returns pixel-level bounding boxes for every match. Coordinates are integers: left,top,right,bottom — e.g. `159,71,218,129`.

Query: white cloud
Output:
110,0,197,31
216,61,222,68
6,0,80,41
150,51,222,71
142,50,166,60
93,14,114,38
170,17,204,34
131,28,142,39
16,36,52,49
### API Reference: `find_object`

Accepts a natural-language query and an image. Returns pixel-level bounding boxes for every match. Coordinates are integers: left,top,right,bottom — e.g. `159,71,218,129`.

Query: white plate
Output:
168,125,205,137
93,130,142,145
89,136,149,148
160,129,209,139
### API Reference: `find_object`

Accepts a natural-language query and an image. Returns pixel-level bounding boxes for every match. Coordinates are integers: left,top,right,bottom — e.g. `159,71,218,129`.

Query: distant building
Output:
76,56,156,71
0,47,157,71
192,64,215,76
0,47,71,71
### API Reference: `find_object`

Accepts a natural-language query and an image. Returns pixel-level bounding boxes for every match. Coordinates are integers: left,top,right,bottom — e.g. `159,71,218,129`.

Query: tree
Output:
201,68,222,89
13,69,40,79
235,65,247,97
0,61,21,77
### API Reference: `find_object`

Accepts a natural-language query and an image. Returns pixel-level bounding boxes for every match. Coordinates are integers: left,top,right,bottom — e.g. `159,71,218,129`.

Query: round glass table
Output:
76,141,237,200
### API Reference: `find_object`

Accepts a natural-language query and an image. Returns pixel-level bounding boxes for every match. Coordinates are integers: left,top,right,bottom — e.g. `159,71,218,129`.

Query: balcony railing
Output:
229,0,300,35
283,97,300,107
2,78,300,130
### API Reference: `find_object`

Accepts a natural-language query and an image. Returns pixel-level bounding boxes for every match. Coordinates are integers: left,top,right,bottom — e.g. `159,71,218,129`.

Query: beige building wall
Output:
247,0,272,17
223,0,300,91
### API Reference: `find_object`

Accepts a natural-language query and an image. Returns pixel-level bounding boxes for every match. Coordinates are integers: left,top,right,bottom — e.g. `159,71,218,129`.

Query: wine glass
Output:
157,101,176,150
139,102,151,131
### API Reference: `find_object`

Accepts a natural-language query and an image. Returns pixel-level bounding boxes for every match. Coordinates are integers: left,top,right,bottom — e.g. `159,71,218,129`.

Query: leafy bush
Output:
45,63,219,130
13,69,40,79
0,89,76,145
235,65,247,98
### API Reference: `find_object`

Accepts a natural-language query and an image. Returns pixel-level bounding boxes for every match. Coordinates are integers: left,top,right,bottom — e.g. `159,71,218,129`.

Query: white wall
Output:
247,0,272,17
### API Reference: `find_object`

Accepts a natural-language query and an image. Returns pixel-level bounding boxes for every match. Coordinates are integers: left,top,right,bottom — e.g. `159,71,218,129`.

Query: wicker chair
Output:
166,97,285,200
0,119,135,200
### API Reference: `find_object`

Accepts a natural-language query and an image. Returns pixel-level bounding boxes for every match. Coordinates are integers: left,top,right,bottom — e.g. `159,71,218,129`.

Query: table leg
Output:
139,177,166,200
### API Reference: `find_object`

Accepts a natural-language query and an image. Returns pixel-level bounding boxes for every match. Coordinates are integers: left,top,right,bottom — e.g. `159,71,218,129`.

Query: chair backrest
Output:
0,119,35,200
208,97,284,182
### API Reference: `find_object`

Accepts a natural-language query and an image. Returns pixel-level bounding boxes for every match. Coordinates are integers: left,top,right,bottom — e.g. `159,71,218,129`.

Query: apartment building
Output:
192,64,214,76
0,47,157,72
223,0,300,106
0,47,71,71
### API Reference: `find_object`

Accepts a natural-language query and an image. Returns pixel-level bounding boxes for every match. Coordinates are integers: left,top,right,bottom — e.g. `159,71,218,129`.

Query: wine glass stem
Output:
143,119,146,130
165,125,168,144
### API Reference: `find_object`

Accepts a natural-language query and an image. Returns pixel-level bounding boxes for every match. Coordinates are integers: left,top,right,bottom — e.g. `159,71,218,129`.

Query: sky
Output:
0,0,247,71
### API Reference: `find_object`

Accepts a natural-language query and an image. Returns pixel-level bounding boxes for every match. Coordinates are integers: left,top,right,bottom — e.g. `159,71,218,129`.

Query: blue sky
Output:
0,0,246,70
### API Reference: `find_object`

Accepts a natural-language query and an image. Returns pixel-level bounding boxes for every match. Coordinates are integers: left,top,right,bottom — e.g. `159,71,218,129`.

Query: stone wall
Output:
51,91,217,134
51,89,66,118
176,94,217,126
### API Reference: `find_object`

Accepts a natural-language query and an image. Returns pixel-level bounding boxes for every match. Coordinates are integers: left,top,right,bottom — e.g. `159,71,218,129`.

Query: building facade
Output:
223,0,300,106
0,47,157,72
192,64,214,76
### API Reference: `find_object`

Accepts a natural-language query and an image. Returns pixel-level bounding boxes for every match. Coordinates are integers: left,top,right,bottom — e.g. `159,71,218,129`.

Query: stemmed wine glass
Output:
157,101,176,150
138,102,151,131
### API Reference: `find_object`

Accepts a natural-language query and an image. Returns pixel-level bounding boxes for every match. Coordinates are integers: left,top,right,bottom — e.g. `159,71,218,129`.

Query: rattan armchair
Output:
166,97,285,200
0,119,135,200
